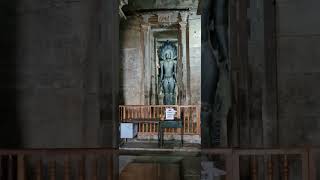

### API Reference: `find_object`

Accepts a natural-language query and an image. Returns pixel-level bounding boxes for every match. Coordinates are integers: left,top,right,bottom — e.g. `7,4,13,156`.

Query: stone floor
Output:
119,154,201,180
119,138,201,151
119,140,228,180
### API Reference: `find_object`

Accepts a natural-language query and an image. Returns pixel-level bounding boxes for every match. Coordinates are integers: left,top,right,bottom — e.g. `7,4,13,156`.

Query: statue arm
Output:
173,61,177,82
160,61,164,81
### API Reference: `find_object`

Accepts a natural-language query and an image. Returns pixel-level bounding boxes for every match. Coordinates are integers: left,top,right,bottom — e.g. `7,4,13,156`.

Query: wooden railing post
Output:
308,148,319,180
17,155,26,180
225,151,233,180
308,148,316,180
0,156,2,180
107,154,113,180
283,155,289,180
92,157,97,180
49,161,56,180
267,156,273,180
250,156,258,180
78,156,85,180
232,151,240,180
35,159,42,180
197,105,201,134
301,149,309,180
64,156,70,180
8,155,13,180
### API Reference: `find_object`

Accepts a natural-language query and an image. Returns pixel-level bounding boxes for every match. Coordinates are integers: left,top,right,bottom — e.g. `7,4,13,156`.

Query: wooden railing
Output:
201,147,320,180
0,149,116,180
0,147,319,180
122,147,320,180
119,105,201,135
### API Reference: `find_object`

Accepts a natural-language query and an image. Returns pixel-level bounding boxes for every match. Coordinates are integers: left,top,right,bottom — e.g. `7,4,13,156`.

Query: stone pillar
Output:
101,0,120,148
179,13,190,105
263,0,278,147
150,33,157,105
141,15,151,105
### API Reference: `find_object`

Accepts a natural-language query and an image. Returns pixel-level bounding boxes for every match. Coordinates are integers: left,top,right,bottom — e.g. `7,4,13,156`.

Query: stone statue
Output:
158,41,177,105
201,0,230,147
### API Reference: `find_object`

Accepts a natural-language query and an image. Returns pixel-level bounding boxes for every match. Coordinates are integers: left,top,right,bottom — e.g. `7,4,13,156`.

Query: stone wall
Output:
120,17,143,105
243,0,266,147
0,0,119,148
277,0,320,146
235,0,320,147
124,0,199,11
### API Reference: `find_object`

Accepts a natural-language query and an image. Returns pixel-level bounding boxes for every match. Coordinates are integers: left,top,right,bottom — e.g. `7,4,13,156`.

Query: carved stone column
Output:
140,15,151,105
179,12,190,104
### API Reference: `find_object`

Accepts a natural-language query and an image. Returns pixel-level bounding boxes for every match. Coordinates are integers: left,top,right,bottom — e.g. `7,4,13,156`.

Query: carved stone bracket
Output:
119,0,128,19
179,12,189,23
157,12,179,25
141,14,152,25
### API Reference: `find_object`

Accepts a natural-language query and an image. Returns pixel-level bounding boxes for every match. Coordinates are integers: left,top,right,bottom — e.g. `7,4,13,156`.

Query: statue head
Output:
159,40,177,61
165,51,172,60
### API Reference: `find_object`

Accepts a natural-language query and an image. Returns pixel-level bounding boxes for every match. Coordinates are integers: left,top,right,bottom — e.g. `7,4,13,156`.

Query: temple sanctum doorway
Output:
118,0,232,150
119,2,202,148
119,12,201,106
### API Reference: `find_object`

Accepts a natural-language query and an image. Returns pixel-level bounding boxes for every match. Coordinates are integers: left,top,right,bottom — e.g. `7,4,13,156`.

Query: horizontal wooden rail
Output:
0,148,117,180
201,148,319,180
119,105,201,136
0,147,318,180
0,148,117,156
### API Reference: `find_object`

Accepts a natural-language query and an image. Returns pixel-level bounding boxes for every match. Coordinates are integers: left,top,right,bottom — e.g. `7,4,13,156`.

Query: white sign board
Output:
120,123,138,138
165,108,176,120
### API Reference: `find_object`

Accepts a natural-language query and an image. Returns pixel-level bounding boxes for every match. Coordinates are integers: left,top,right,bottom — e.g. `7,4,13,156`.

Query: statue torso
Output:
162,60,175,78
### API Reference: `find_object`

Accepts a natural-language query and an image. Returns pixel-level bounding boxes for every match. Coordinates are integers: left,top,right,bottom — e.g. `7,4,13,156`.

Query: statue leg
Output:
163,78,170,105
168,77,176,105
